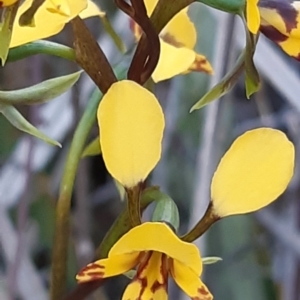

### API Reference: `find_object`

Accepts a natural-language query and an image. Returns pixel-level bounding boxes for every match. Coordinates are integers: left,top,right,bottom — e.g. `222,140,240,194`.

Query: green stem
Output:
181,202,220,242
62,187,161,300
96,186,160,259
50,89,102,300
7,41,76,62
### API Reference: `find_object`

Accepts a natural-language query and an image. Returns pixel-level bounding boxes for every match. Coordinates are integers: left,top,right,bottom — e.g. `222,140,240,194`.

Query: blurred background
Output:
1,1,300,300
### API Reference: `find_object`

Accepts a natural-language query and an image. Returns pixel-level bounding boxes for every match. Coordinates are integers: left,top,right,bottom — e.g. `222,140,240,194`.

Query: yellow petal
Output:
259,2,300,39
211,128,295,217
79,0,105,19
279,36,300,58
259,7,288,37
188,53,214,75
152,39,195,82
247,0,260,34
76,252,139,283
47,0,71,16
98,80,164,188
110,222,202,275
161,6,196,50
1,0,18,6
122,252,168,300
143,0,159,16
9,0,97,48
170,259,213,300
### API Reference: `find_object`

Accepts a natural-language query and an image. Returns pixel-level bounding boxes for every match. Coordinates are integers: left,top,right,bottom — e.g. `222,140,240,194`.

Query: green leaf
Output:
202,256,223,264
195,0,245,14
81,136,101,158
190,50,245,111
0,71,82,105
0,4,18,65
152,193,180,233
0,105,61,147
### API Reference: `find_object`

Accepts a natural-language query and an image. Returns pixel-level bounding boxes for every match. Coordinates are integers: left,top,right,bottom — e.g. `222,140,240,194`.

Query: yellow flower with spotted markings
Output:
211,128,294,217
77,222,213,300
98,80,165,188
246,0,260,34
9,0,104,48
259,0,300,59
130,0,213,82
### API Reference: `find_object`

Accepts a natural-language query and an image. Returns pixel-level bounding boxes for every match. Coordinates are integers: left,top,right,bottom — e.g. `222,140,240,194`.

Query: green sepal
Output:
190,50,245,111
81,136,101,158
96,187,161,258
190,14,260,111
0,71,82,105
0,4,18,65
242,15,260,98
0,105,61,147
202,256,223,264
152,193,180,233
195,0,245,14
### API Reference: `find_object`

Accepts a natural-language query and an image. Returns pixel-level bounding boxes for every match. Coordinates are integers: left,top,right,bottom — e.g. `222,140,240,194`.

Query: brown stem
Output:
115,0,160,84
131,0,193,83
126,184,142,227
181,202,220,242
71,17,117,94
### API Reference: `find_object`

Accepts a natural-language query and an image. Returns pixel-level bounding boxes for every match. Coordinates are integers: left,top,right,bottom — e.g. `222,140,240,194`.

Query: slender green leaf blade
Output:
190,50,245,112
0,71,82,105
81,136,101,158
0,105,61,147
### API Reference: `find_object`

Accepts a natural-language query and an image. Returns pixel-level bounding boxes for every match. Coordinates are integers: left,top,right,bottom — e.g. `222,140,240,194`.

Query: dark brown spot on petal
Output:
191,285,213,300
260,25,288,42
161,33,184,48
77,263,104,278
0,2,3,8
259,0,298,33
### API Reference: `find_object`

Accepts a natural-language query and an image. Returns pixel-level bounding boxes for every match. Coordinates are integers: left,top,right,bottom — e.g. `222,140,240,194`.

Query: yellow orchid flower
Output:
77,222,213,300
211,128,294,217
9,0,104,48
98,80,164,188
246,0,260,34
131,0,213,82
259,0,300,59
0,0,18,6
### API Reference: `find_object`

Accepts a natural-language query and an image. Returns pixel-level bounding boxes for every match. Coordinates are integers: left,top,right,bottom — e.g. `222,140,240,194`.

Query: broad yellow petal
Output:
1,0,18,6
152,39,195,82
98,80,164,188
247,0,260,34
76,252,139,283
110,222,201,275
211,128,295,217
171,260,213,300
10,0,98,48
161,6,196,49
